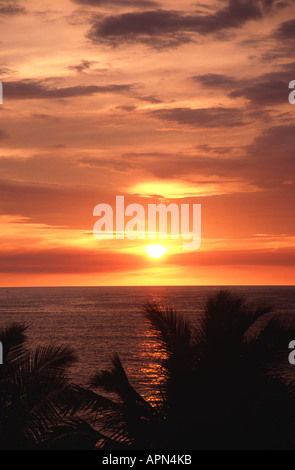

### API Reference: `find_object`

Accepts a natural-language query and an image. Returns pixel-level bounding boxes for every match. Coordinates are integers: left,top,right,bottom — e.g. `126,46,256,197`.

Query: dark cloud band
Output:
4,79,134,100
87,0,290,49
72,0,159,7
0,0,25,15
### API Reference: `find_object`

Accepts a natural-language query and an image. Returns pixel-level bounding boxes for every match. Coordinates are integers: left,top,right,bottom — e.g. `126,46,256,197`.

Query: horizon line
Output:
0,284,294,289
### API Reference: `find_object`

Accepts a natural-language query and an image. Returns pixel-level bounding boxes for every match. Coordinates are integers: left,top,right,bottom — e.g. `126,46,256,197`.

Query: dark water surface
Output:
0,286,294,400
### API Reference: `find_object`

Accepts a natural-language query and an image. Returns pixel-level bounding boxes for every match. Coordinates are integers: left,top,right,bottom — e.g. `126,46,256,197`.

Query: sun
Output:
145,244,167,259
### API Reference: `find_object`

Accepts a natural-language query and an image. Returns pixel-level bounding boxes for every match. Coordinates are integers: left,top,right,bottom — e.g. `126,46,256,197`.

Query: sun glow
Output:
145,244,167,259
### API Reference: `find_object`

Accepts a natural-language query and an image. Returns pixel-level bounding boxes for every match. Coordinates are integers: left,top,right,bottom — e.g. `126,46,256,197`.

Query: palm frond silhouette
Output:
0,323,100,449
1,290,295,449
76,290,295,450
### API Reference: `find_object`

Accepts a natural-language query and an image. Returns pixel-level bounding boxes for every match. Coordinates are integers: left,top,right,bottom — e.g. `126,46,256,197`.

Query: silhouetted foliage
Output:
75,290,295,450
1,290,295,449
0,323,100,449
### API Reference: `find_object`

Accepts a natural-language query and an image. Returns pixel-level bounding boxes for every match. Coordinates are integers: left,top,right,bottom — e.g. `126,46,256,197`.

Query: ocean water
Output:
0,286,294,401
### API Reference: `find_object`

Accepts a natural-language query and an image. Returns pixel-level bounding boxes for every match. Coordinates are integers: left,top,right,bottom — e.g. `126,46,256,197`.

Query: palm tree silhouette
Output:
75,290,295,450
0,323,100,449
1,290,295,449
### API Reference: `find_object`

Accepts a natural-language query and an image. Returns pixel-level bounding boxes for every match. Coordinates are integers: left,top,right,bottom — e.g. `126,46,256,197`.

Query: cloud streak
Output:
0,247,143,274
121,124,295,190
87,0,290,49
149,106,247,128
0,130,8,140
192,61,295,105
72,0,159,7
4,79,134,100
0,0,25,15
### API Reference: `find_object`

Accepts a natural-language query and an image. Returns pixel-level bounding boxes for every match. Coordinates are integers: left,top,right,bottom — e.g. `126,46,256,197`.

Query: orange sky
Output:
0,0,294,286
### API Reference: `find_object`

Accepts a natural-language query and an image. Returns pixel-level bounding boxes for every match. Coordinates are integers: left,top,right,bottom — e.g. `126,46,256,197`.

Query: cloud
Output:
245,12,295,62
77,157,133,172
0,67,15,78
168,246,295,267
260,16,295,60
149,106,247,128
193,62,295,105
115,104,137,112
223,123,295,188
0,245,294,275
195,144,235,155
192,73,237,88
137,94,163,104
0,0,25,15
0,130,8,140
87,0,288,49
4,79,134,100
245,123,295,160
72,0,159,7
125,151,243,180
121,124,295,190
274,18,295,40
229,72,295,106
0,247,143,274
0,177,103,228
68,60,97,73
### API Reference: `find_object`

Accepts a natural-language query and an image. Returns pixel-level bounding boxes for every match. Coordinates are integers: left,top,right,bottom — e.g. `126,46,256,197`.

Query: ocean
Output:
0,286,294,401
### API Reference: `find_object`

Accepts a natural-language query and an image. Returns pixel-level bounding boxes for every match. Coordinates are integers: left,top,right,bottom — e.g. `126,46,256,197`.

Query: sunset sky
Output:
0,0,294,286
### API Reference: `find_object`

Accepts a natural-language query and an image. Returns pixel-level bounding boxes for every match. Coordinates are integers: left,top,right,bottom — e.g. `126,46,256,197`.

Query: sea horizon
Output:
1,285,294,394
1,284,295,288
